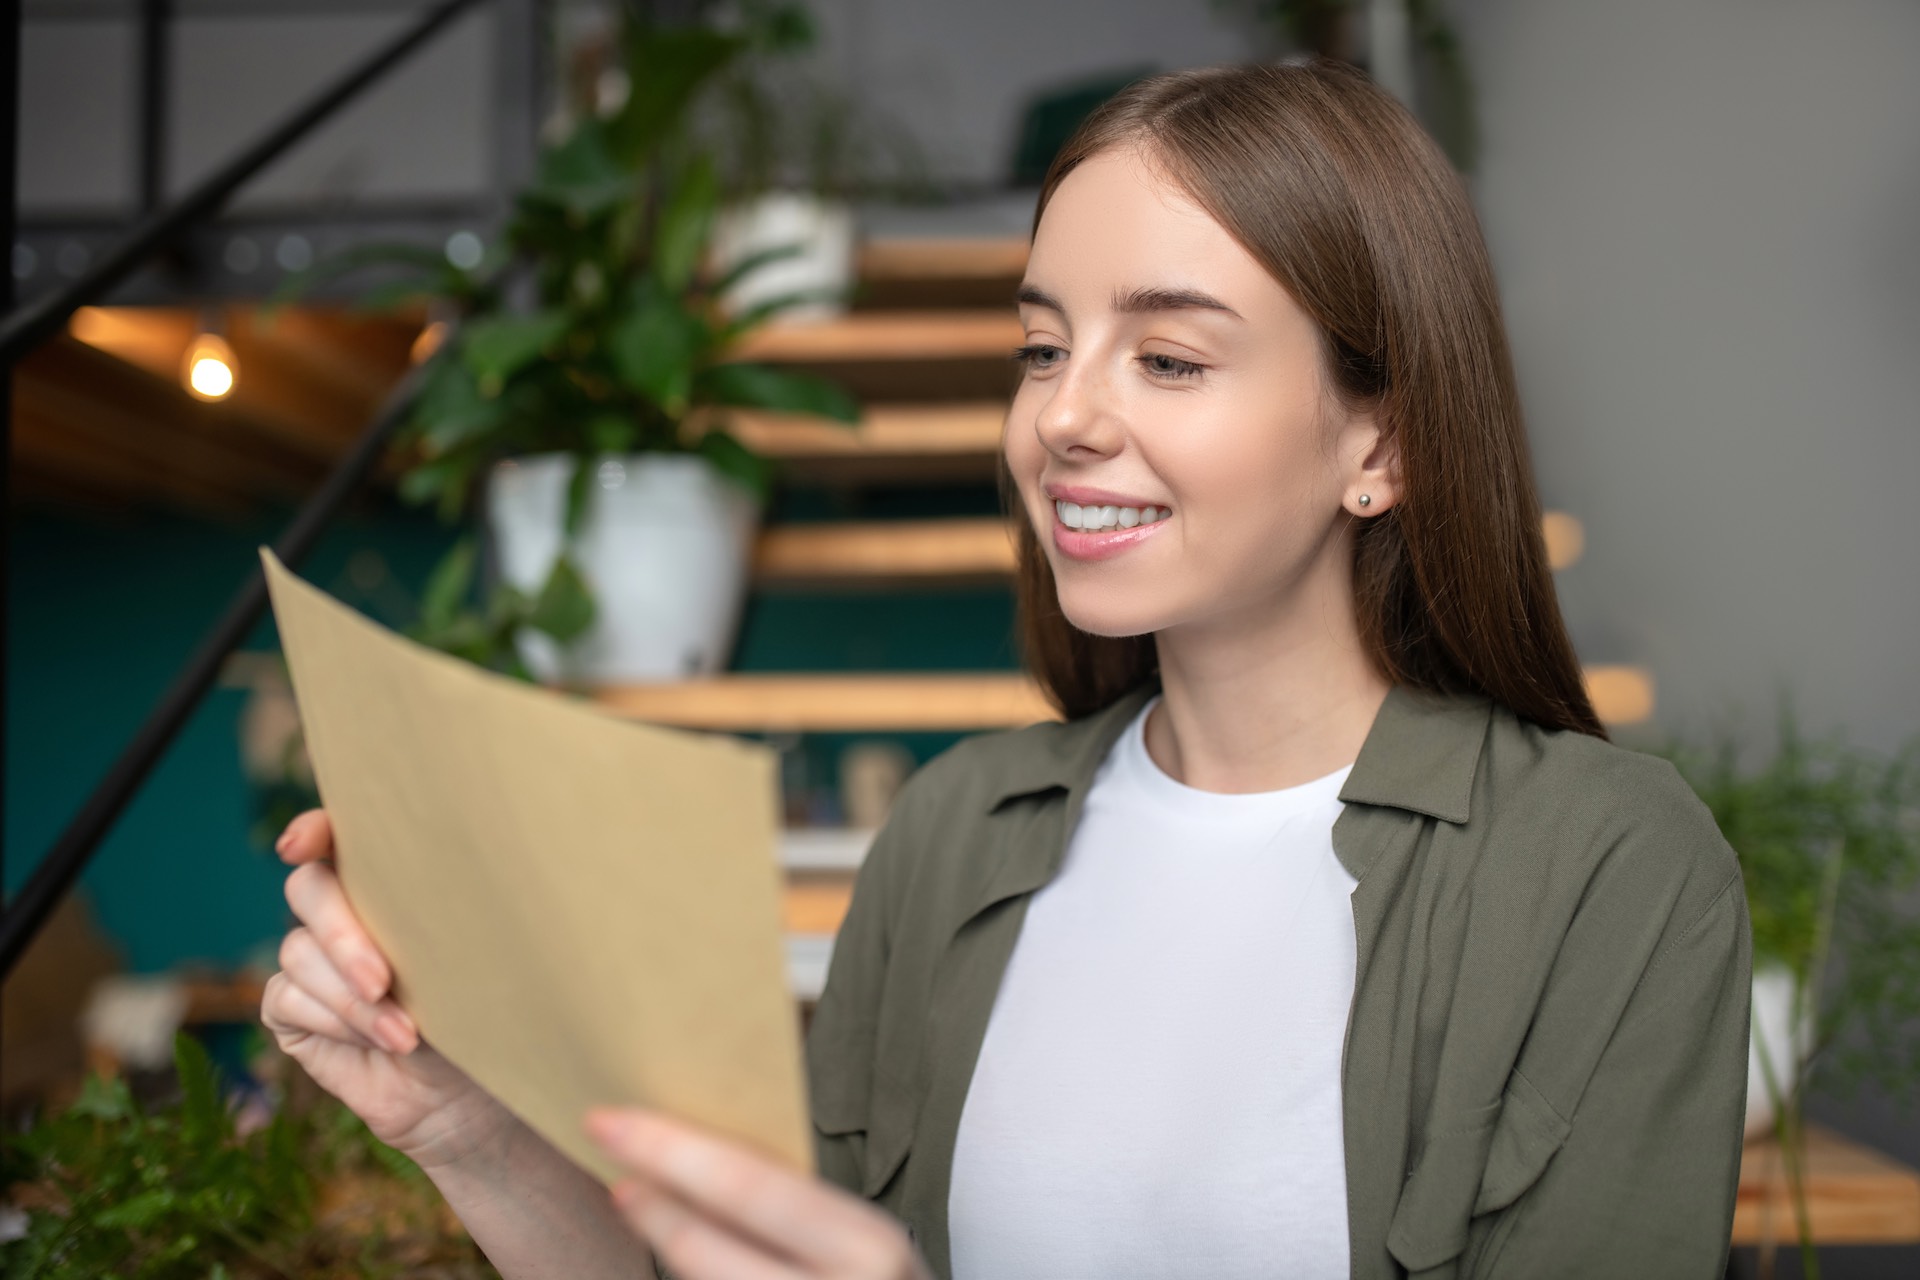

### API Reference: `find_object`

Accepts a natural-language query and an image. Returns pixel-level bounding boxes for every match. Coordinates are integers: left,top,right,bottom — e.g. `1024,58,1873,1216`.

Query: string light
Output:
182,330,238,401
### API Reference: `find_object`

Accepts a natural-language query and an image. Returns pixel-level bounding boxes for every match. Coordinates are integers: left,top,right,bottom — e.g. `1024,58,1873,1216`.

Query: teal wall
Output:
5,487,1018,975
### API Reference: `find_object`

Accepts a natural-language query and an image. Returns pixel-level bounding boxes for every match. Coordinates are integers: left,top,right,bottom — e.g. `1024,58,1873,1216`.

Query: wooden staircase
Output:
613,235,1041,997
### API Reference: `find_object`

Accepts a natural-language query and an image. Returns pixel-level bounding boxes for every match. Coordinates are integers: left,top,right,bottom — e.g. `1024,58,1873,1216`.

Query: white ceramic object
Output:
710,191,856,322
1746,960,1817,1139
486,452,761,683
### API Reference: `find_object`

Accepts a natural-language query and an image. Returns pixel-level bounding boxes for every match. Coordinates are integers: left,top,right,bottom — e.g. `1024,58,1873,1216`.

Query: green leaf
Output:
397,451,479,521
528,555,597,644
696,427,776,501
654,154,721,294
411,357,508,455
69,1070,136,1122
608,284,706,415
587,411,639,454
564,453,597,539
706,241,806,296
531,117,634,215
421,539,477,630
174,1031,228,1151
461,311,571,383
608,26,748,165
95,1187,175,1230
695,361,861,423
718,285,853,342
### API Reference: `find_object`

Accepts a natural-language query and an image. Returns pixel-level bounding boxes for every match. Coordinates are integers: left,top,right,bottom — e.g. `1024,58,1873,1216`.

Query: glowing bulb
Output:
182,333,238,401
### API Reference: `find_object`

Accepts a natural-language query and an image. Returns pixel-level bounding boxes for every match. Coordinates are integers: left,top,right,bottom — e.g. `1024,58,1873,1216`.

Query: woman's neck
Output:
1144,569,1390,795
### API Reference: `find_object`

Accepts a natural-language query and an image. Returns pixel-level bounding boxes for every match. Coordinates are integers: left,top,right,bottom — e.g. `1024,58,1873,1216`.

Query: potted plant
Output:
1657,706,1920,1278
283,10,860,682
695,1,929,322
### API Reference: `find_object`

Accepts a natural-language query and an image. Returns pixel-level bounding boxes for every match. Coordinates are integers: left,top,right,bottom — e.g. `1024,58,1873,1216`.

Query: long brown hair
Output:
1006,57,1605,739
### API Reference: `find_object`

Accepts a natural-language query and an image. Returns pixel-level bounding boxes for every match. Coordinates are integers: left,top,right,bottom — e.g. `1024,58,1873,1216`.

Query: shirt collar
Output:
983,676,1492,826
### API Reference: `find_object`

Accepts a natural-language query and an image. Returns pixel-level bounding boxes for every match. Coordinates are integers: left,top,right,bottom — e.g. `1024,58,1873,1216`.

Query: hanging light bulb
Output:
181,328,238,401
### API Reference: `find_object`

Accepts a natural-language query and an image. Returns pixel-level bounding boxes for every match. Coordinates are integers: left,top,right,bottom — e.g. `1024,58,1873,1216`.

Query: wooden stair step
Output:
718,402,1005,459
754,516,1016,584
593,673,1054,732
728,311,1023,363
1735,1122,1920,1244
855,236,1028,282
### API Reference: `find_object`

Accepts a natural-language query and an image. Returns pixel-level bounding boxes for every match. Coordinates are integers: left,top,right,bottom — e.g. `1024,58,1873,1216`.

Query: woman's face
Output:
1004,144,1392,641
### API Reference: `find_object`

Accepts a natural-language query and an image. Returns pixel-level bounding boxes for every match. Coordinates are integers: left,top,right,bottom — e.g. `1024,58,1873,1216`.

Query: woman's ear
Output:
1341,407,1402,517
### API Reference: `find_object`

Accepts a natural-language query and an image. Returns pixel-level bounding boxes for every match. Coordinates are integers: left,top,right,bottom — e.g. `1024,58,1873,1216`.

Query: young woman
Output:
264,58,1751,1280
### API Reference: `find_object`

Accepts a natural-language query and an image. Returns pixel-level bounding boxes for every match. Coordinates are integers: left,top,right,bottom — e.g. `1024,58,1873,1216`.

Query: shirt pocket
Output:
1386,1070,1573,1276
810,1048,916,1201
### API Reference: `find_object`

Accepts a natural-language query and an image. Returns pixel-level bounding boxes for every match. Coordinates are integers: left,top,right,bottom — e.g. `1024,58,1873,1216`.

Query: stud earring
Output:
1357,494,1372,508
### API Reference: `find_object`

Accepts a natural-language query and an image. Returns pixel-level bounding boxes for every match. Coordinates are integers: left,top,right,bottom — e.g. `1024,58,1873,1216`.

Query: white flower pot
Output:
485,453,761,683
710,192,856,322
1746,960,1817,1139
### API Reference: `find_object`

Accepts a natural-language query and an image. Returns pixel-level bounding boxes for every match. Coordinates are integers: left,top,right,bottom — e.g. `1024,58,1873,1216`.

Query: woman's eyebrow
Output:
1013,283,1243,321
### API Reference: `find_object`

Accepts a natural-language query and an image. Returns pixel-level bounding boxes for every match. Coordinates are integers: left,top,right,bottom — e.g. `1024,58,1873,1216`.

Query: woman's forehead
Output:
1028,149,1285,322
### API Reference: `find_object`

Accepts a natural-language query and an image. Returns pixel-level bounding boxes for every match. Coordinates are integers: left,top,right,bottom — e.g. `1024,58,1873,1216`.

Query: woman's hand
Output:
262,808,514,1171
585,1107,932,1280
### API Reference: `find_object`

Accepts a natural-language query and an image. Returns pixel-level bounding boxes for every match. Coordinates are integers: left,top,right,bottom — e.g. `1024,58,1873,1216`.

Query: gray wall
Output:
19,0,498,217
1463,0,1920,759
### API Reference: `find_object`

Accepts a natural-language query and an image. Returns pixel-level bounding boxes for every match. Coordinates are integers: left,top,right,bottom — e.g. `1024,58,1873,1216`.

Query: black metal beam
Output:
138,0,170,216
2,0,19,946
0,0,485,369
0,349,446,978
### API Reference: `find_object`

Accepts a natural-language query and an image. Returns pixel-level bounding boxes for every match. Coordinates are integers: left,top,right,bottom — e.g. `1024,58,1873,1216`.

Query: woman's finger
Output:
611,1175,805,1280
585,1109,913,1277
275,808,334,865
260,968,381,1052
277,925,416,1055
283,859,391,1005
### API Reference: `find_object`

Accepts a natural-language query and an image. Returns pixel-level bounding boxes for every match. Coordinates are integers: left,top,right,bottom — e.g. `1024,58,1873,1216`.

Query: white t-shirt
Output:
948,694,1359,1280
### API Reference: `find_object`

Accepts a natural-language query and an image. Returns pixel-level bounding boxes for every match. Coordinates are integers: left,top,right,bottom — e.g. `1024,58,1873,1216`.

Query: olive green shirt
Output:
803,678,1752,1279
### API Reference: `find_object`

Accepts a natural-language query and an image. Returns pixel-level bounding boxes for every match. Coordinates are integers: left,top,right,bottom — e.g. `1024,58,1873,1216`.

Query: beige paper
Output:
259,548,810,1182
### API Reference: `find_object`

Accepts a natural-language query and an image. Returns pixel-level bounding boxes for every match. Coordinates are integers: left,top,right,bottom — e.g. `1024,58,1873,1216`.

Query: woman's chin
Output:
1057,594,1167,641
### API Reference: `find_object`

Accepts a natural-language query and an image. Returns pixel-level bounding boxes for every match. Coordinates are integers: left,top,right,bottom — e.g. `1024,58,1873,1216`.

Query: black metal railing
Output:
0,0,489,979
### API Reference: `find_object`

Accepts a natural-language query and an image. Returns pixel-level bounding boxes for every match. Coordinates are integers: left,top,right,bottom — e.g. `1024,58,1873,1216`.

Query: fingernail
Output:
375,1012,414,1054
274,829,292,854
585,1110,624,1144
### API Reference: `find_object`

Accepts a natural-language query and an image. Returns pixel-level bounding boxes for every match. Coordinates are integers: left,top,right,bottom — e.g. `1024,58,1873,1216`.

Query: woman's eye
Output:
1011,344,1064,372
1139,352,1204,380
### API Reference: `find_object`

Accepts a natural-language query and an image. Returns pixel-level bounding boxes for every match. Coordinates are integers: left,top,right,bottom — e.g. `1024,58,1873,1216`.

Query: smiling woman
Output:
257,55,1749,1280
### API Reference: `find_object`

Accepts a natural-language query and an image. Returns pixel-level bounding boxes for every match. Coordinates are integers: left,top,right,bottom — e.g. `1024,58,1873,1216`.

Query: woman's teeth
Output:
1055,500,1170,531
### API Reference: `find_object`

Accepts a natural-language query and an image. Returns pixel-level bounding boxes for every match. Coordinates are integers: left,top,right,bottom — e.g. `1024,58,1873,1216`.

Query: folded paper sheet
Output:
259,548,809,1183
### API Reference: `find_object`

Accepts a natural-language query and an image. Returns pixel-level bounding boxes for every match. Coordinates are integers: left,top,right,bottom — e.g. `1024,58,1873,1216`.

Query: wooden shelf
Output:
593,673,1054,732
754,517,1016,585
717,402,1005,459
856,237,1027,282
727,311,1023,363
1735,1122,1920,1245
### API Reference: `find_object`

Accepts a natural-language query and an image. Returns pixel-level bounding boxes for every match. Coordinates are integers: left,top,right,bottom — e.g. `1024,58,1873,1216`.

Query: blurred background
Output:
2,0,1916,1275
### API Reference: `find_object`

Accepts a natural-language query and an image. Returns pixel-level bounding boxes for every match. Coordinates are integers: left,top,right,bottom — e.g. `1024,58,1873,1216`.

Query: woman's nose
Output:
1032,359,1125,461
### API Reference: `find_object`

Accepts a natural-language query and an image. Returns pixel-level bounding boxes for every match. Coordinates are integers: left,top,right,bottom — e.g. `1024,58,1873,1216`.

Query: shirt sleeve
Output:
804,765,923,1198
1476,869,1753,1279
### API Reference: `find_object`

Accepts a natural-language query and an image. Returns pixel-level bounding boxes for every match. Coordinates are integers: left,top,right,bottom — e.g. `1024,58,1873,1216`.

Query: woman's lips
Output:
1051,512,1171,561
